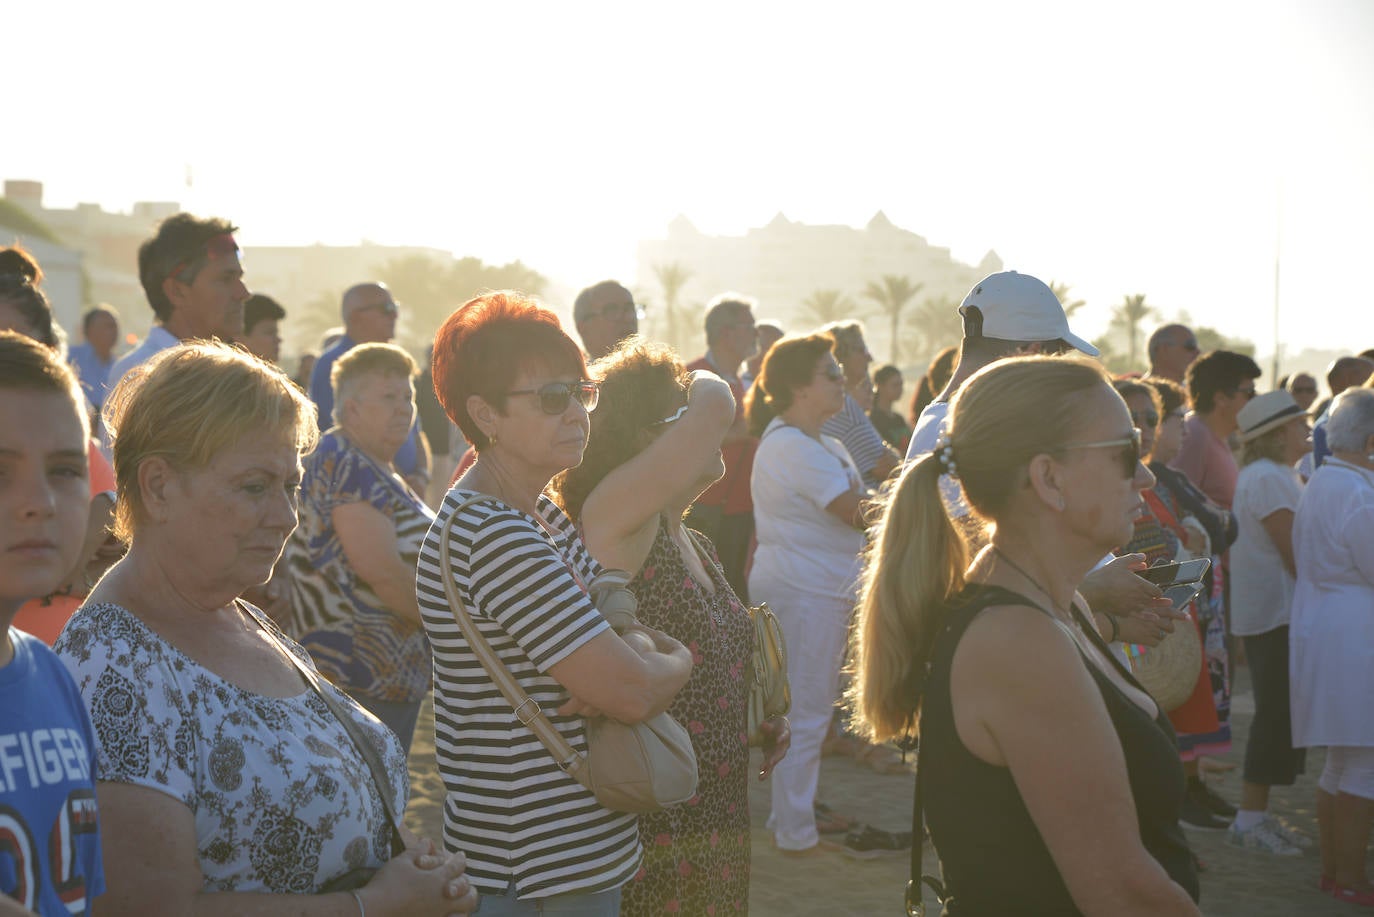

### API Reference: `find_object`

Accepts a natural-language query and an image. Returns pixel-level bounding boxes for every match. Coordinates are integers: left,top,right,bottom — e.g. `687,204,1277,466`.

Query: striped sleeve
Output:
822,394,889,481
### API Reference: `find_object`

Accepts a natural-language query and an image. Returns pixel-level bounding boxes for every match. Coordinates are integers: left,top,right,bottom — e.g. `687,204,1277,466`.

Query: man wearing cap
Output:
904,270,1099,464
1144,324,1201,384
573,280,641,361
108,213,249,391
904,271,1172,634
308,282,429,492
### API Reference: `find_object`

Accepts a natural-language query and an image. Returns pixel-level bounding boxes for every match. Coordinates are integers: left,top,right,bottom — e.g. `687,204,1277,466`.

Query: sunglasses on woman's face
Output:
506,380,600,415
1129,409,1159,429
1059,428,1143,478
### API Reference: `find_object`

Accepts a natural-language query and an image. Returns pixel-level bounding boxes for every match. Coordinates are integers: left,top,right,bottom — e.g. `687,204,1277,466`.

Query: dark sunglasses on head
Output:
506,380,600,415
1060,427,1143,478
1130,409,1160,429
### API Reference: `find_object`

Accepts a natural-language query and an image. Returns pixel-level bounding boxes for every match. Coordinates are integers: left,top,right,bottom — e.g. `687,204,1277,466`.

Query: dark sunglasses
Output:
1229,385,1257,401
816,365,845,383
1060,428,1143,478
1129,409,1160,429
506,380,599,415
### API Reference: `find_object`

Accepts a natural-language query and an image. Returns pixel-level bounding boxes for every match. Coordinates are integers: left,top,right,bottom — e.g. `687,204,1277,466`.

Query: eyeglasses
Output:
1129,409,1160,429
359,300,400,317
1229,385,1257,401
1180,340,1200,353
506,380,600,414
1059,428,1143,478
592,302,644,322
817,367,844,382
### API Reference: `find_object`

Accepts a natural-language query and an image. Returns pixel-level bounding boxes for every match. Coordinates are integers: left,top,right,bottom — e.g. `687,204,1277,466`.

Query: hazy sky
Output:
10,0,1372,357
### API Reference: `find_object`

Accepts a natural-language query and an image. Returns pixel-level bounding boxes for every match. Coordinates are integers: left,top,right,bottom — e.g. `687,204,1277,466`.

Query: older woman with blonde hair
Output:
55,342,475,917
852,355,1199,915
416,293,693,916
287,342,435,751
551,337,789,914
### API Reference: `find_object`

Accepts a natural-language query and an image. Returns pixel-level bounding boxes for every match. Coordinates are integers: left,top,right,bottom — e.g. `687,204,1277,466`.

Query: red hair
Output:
431,290,587,451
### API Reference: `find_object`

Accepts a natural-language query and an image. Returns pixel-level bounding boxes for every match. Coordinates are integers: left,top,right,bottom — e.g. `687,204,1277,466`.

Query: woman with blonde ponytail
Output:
852,354,1201,916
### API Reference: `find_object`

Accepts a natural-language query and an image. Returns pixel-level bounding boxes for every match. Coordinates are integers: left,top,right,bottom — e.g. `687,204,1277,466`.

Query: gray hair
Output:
703,292,756,345
1325,388,1374,454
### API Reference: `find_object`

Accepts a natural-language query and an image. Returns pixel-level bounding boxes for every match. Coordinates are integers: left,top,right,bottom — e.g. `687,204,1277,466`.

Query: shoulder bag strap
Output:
438,494,590,786
241,601,405,857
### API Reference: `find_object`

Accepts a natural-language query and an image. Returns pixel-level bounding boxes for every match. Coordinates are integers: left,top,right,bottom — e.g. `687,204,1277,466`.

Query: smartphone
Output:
1163,581,1207,611
1137,558,1212,586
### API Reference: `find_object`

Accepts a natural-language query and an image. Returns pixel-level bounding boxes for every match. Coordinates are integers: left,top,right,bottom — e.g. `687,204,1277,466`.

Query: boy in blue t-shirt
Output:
0,331,105,915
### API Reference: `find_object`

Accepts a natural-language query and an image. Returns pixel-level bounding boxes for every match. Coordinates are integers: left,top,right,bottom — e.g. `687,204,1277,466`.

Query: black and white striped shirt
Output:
415,490,641,899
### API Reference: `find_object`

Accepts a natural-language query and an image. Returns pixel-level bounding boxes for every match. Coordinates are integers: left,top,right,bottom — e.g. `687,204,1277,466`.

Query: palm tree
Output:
653,262,692,350
798,289,857,328
1110,294,1157,371
1049,281,1087,318
901,295,961,369
862,275,923,364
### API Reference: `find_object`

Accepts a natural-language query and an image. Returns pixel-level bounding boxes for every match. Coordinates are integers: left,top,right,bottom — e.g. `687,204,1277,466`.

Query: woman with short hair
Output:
417,292,693,915
1290,387,1374,904
869,363,912,451
287,342,435,751
552,336,789,914
852,355,1200,915
56,342,475,916
747,333,868,855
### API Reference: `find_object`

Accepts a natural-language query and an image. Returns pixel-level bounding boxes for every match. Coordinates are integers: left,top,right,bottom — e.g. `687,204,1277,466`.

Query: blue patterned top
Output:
286,430,435,703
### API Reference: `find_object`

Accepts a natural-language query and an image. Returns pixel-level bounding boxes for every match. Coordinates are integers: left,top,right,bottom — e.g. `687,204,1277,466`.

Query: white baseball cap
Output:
959,271,1099,357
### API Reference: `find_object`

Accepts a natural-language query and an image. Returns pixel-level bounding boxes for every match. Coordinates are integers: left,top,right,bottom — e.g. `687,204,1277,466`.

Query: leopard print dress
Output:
621,522,755,915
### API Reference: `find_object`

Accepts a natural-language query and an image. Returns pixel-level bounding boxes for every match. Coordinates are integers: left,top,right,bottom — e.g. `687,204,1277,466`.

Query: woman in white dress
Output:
746,333,868,856
1289,386,1374,905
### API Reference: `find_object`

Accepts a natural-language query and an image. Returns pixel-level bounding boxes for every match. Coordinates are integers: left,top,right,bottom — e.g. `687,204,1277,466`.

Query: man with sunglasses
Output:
1173,349,1262,510
308,282,430,492
573,280,641,361
1144,324,1200,384
108,213,249,392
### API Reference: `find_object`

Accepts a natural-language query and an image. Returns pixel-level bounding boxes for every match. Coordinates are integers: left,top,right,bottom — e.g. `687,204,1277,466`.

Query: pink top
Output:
1170,413,1239,510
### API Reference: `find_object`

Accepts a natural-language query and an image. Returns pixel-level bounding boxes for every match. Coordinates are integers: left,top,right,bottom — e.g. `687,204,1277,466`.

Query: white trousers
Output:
751,573,852,851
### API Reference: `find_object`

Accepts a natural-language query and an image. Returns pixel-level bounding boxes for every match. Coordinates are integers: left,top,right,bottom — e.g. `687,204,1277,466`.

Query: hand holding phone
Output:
1137,558,1211,586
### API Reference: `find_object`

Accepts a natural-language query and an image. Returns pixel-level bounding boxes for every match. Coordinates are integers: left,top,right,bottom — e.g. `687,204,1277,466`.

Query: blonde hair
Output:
330,342,418,425
850,354,1112,741
104,341,319,541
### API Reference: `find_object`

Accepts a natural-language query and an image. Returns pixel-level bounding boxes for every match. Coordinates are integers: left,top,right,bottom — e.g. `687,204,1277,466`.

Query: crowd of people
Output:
2,211,1373,916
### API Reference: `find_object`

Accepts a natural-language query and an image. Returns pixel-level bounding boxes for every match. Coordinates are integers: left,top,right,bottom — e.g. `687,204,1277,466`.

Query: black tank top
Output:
917,585,1200,915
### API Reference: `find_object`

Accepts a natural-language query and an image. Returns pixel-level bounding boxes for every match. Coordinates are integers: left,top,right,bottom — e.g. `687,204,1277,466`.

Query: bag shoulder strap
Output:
241,601,405,856
438,493,589,786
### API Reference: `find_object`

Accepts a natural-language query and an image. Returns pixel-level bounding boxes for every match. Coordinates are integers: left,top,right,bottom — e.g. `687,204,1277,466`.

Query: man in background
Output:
1144,323,1200,384
240,293,286,364
686,294,759,600
67,304,120,417
108,213,249,390
573,280,640,361
309,282,429,492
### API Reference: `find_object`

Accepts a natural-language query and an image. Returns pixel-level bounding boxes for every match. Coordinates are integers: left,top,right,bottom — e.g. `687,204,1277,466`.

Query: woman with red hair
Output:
416,292,694,916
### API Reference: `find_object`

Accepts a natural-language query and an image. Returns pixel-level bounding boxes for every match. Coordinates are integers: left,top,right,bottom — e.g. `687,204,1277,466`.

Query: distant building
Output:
636,211,1000,363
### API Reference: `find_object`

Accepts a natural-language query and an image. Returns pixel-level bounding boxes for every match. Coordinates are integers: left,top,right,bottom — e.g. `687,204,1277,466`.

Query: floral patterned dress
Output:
621,522,755,916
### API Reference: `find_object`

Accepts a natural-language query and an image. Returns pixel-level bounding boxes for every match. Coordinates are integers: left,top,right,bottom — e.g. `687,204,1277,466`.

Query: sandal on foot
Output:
841,824,913,859
814,802,857,834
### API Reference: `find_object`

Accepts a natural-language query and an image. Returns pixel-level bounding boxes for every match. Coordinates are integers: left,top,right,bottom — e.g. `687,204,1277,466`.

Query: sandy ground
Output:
404,668,1371,916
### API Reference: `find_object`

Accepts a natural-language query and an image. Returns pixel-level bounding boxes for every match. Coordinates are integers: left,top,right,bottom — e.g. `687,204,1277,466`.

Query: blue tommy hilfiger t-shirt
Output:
0,627,104,915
